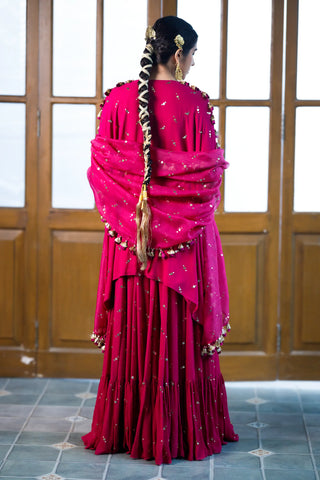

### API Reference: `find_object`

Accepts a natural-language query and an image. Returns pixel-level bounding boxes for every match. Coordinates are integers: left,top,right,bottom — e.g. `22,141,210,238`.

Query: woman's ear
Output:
174,49,182,63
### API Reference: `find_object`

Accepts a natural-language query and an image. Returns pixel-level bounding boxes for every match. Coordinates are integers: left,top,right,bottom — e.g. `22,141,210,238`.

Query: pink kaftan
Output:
82,80,238,465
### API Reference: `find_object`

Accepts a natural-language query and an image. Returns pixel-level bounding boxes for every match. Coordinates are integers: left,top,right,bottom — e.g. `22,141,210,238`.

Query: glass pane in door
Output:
0,103,25,207
297,0,320,99
294,107,320,212
0,0,26,95
224,107,270,212
52,104,96,208
53,0,97,97
226,0,272,99
103,0,147,91
177,0,221,98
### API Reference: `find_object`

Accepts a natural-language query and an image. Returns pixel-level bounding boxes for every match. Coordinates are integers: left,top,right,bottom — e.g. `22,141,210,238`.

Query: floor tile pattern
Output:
0,378,319,479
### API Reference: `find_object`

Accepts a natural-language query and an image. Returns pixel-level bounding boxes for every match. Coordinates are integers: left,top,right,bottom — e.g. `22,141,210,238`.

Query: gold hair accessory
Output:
174,34,184,50
175,63,183,82
145,26,156,42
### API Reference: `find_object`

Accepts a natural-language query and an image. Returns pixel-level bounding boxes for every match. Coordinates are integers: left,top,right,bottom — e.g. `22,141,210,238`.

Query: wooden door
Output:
279,0,320,379
0,0,38,376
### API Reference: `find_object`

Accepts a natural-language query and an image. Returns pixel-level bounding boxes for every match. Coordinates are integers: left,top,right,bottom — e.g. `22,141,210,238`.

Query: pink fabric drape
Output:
82,80,238,463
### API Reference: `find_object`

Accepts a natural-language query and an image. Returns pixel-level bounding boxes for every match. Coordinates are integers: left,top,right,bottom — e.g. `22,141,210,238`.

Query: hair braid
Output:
136,42,154,270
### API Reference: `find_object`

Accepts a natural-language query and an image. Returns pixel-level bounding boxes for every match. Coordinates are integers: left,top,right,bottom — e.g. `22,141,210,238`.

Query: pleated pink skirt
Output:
82,275,238,465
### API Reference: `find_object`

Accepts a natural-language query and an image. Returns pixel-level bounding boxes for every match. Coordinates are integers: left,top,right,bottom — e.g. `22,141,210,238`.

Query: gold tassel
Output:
136,184,151,270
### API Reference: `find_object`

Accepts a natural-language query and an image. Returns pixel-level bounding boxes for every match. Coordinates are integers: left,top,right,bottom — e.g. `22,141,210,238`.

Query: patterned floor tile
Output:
0,389,11,397
249,449,274,457
246,397,269,405
248,421,269,429
230,412,257,424
51,442,77,451
37,474,65,480
75,392,96,400
65,415,87,423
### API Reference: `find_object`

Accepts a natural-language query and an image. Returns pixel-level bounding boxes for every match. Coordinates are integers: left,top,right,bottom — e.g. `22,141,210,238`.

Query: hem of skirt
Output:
81,374,239,465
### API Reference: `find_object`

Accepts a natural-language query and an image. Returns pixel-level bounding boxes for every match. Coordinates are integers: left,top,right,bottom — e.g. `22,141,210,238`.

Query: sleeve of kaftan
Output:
194,93,219,153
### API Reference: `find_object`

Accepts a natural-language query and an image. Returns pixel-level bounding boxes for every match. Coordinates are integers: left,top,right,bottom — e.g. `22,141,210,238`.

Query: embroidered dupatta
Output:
89,80,231,355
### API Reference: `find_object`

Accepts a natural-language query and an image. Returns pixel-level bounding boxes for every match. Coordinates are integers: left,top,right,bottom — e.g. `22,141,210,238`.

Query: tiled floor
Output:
0,378,319,480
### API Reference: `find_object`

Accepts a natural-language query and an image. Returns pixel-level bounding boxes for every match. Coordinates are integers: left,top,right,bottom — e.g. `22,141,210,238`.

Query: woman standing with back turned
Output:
82,16,238,465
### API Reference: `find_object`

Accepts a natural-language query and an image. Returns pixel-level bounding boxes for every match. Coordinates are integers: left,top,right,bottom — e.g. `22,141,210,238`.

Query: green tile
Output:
214,468,264,480
265,469,316,479
7,445,59,462
302,404,320,414
24,417,70,433
61,446,107,463
17,431,64,445
259,426,307,440
162,463,210,480
263,453,314,470
106,463,159,480
32,405,78,417
259,413,304,426
258,402,302,414
0,444,11,461
46,379,90,394
214,452,260,469
304,414,320,426
0,459,56,477
38,393,82,406
314,455,320,468
6,378,46,394
56,462,106,479
222,438,259,453
0,417,25,431
261,437,310,454
232,424,259,440
0,431,17,444
68,432,85,446
109,453,156,465
227,400,257,412
0,405,33,417
0,395,39,405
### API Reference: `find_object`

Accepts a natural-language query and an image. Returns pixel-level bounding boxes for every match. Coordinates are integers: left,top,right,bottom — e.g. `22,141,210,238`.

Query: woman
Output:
82,16,238,465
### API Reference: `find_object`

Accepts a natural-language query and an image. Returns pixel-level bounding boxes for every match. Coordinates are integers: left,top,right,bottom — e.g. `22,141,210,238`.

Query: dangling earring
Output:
175,63,183,82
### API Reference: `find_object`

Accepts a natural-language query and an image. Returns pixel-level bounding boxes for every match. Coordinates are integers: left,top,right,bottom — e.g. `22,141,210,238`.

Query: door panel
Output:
51,230,104,346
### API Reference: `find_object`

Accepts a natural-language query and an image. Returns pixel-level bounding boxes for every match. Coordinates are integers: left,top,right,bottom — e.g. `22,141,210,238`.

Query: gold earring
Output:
175,63,183,82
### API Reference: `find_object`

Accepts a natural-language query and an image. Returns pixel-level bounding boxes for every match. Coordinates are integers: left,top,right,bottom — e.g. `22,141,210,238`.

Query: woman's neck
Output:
149,63,175,81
